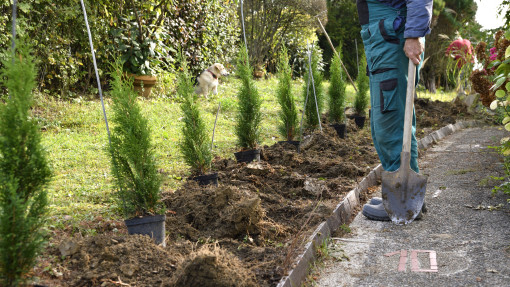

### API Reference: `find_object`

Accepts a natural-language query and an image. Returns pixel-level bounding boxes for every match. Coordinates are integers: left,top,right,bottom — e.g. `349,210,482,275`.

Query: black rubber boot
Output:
363,201,426,221
369,197,427,213
362,203,391,221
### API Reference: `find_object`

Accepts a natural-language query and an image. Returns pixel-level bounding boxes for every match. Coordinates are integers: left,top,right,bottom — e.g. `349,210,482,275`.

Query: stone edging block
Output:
276,120,483,287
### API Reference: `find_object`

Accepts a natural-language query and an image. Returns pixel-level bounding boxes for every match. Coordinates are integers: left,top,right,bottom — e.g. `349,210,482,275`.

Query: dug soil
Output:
36,98,478,286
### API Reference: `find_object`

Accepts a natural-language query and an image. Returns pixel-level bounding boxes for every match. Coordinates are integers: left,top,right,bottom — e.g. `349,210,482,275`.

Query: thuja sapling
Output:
177,54,215,183
108,60,164,218
0,42,52,287
328,46,347,138
302,45,324,131
276,46,299,142
354,53,369,117
328,45,347,124
234,45,262,162
353,53,369,129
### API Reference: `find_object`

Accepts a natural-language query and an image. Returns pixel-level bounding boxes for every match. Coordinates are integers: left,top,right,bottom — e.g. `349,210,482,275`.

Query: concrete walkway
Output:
316,127,510,287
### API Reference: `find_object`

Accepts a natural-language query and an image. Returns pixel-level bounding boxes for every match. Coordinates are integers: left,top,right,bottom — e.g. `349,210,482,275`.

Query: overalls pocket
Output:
366,16,403,72
379,78,398,113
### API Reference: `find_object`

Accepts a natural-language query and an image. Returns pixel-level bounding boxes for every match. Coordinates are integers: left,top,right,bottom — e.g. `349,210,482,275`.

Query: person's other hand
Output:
404,38,424,65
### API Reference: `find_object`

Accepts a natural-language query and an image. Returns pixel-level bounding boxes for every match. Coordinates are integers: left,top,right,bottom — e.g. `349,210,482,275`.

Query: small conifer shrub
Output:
0,42,52,287
108,61,163,218
354,53,370,116
302,46,324,130
276,46,298,141
328,47,347,124
177,55,212,175
236,46,262,150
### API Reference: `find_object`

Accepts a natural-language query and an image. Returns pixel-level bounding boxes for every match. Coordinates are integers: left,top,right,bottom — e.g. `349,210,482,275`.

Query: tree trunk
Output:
426,69,436,94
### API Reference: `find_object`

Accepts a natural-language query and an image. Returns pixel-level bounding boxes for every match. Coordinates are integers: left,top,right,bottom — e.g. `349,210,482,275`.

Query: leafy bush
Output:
236,46,262,150
0,1,240,98
276,46,298,141
162,0,240,75
108,61,163,218
0,43,51,286
328,46,346,123
485,30,510,197
109,6,168,76
302,46,324,130
177,55,212,175
318,0,361,79
240,0,326,71
354,54,369,116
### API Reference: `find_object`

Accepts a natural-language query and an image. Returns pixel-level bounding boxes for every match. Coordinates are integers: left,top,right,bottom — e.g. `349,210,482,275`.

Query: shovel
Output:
381,59,428,225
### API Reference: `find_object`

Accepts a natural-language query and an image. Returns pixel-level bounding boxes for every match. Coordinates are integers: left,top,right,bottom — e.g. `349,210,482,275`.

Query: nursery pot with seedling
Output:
124,214,166,246
354,115,366,129
330,123,346,138
192,172,219,186
234,149,261,163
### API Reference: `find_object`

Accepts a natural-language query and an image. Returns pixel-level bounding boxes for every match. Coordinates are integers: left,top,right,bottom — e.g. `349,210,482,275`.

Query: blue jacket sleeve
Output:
405,0,433,38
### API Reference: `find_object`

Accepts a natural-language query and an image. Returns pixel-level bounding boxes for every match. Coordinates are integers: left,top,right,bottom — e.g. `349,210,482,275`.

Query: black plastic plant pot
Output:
124,214,166,246
234,149,261,163
192,172,219,186
354,115,366,129
277,140,300,149
330,123,346,139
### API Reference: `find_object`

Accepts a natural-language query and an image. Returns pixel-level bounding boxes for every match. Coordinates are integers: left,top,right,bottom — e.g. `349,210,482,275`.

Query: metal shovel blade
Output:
382,151,427,225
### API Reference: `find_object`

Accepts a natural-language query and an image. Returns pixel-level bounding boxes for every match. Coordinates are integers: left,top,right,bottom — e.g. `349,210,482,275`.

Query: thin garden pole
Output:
80,0,128,218
11,0,16,54
240,0,248,51
355,38,359,77
298,44,313,150
211,102,221,151
79,0,111,145
9,0,17,100
308,43,322,133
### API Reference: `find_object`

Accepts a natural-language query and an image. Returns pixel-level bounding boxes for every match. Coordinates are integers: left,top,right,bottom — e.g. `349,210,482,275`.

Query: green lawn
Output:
35,76,454,230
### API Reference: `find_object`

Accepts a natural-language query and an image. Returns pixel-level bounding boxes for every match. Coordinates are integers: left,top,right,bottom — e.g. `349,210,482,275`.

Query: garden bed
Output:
35,98,475,286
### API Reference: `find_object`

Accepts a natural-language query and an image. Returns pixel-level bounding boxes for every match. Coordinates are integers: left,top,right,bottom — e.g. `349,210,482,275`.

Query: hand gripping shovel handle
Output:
402,59,416,165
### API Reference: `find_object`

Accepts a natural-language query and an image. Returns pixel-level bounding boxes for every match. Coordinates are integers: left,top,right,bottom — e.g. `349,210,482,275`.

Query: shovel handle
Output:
402,59,416,157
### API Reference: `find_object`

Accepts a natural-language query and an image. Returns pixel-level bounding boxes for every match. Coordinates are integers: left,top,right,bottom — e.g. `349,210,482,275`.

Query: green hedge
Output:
0,0,239,98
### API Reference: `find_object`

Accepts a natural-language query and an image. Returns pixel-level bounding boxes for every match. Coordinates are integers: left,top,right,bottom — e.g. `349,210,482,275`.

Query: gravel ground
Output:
316,127,510,287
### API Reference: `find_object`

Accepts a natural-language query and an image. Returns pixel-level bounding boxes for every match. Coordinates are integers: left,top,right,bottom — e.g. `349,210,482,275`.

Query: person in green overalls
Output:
357,0,433,221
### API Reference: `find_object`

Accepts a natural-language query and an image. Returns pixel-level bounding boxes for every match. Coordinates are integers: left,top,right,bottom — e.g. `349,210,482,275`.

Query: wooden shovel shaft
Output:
402,60,416,159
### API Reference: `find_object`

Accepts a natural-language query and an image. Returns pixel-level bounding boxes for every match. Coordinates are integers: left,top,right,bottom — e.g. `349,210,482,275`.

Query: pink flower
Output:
490,47,498,61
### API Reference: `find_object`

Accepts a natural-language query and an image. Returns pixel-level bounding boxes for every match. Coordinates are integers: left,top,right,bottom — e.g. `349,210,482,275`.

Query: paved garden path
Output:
316,126,510,286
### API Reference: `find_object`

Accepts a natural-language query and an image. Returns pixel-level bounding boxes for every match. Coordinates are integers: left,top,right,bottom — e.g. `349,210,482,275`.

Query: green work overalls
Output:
357,0,422,173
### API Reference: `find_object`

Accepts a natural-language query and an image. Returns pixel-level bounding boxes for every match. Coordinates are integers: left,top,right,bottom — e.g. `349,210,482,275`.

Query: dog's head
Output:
210,63,229,77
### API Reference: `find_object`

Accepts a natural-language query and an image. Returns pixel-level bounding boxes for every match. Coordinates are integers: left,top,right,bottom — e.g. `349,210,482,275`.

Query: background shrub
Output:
0,0,240,98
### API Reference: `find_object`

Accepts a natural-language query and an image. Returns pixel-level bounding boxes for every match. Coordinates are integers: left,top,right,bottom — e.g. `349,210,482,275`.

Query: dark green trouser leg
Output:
357,0,422,173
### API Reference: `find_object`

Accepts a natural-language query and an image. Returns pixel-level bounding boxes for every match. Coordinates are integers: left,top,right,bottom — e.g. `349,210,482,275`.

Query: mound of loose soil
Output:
172,244,258,287
164,184,264,240
60,235,181,287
